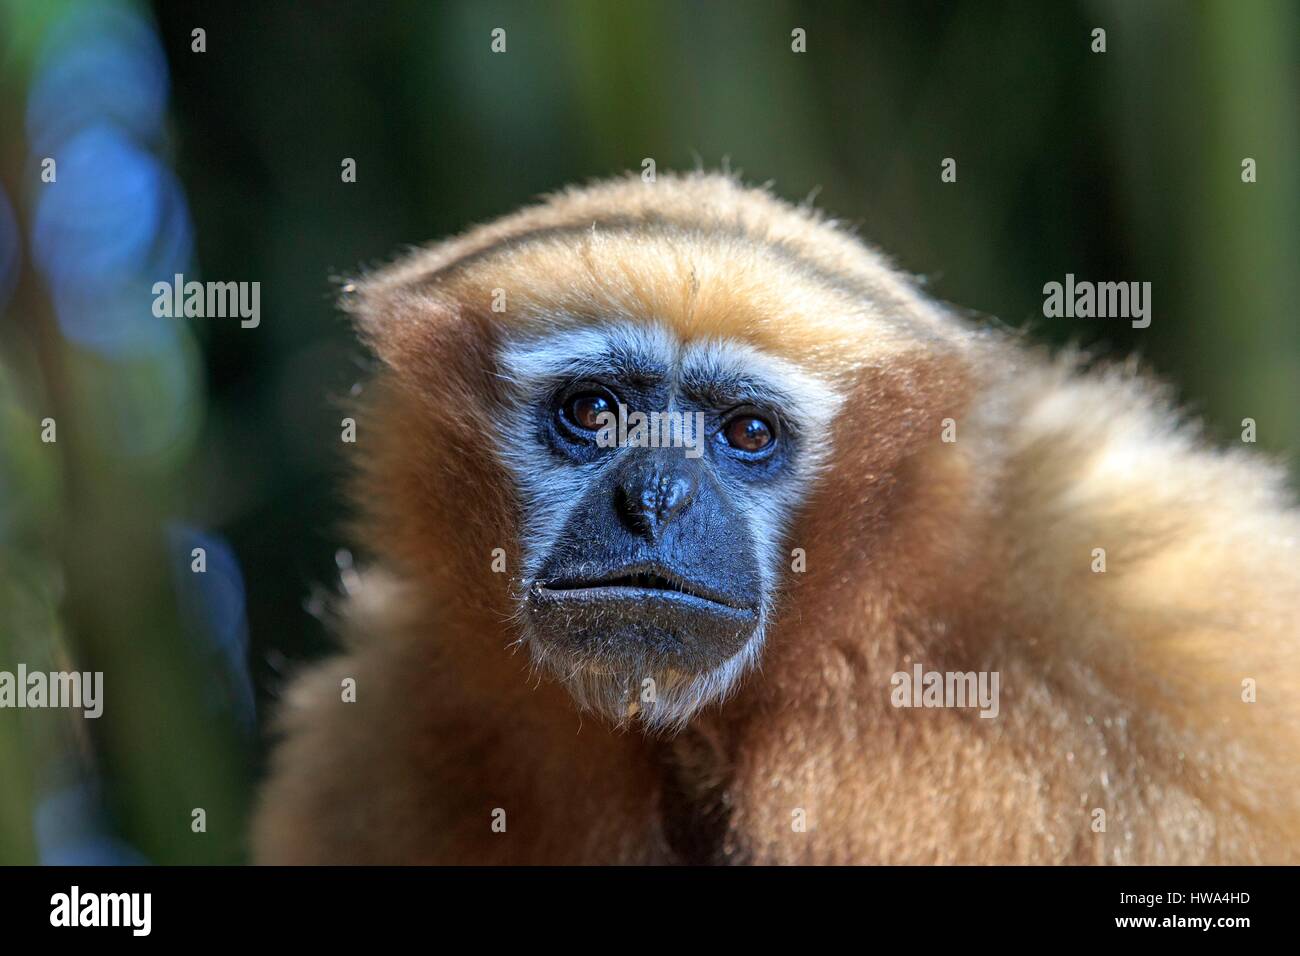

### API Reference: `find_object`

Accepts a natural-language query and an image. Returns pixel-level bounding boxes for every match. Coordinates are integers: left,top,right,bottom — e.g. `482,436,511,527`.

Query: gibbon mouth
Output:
534,566,754,614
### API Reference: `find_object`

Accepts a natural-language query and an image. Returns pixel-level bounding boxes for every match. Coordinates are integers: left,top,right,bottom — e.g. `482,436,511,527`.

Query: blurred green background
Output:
0,0,1296,864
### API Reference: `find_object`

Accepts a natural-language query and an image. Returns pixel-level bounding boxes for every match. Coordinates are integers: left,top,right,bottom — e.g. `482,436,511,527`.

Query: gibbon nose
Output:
615,452,699,541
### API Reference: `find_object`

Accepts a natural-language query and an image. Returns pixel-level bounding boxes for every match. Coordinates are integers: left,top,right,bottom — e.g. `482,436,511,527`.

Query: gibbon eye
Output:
724,415,774,453
566,393,613,431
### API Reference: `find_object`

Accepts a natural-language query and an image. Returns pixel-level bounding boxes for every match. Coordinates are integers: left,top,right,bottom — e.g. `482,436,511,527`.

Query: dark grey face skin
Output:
528,445,764,675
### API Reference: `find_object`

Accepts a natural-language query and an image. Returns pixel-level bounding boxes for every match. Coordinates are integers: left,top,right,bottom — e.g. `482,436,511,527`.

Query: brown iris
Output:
568,393,612,431
724,415,774,452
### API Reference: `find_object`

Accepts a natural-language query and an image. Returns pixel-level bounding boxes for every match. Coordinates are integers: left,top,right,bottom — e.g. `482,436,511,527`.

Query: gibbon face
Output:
349,173,973,730
498,323,842,727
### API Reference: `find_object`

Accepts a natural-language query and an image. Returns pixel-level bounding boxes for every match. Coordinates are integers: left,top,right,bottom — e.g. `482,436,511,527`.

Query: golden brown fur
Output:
252,173,1300,864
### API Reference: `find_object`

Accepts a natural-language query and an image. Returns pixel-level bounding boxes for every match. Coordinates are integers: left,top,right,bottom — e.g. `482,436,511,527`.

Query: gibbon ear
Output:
343,279,511,426
341,281,442,373
343,279,482,369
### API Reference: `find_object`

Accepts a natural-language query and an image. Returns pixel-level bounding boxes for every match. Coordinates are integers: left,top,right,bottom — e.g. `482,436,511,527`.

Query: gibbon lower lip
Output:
526,574,760,676
535,582,759,621
535,569,753,613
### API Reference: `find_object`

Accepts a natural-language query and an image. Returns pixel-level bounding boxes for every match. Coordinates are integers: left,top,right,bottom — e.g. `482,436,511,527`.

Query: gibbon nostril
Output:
659,474,692,521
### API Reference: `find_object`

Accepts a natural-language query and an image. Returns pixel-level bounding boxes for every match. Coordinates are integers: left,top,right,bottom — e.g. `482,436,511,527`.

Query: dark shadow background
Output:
1,0,1296,863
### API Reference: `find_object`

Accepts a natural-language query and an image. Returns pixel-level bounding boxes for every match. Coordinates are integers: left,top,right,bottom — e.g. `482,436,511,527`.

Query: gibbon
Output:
252,172,1300,864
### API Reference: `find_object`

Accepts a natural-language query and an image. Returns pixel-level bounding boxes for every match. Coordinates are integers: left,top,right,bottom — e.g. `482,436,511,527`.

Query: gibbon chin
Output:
252,172,1300,864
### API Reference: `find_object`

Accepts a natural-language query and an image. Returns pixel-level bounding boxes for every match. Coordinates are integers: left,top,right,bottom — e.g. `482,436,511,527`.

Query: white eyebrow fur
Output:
498,321,843,422
496,322,673,393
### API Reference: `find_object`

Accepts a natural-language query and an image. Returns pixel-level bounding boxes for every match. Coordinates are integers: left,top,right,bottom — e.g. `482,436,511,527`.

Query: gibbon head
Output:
346,173,976,730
